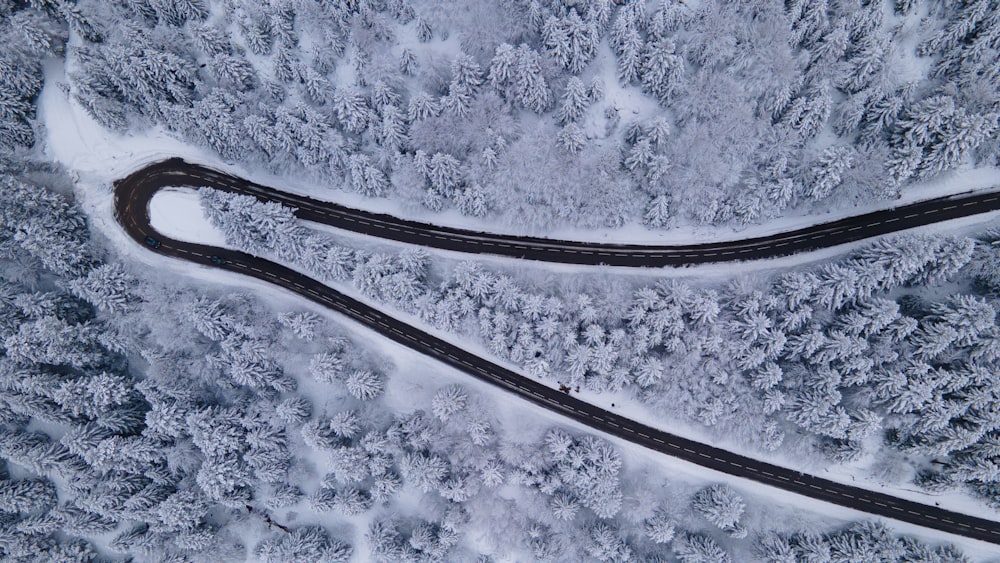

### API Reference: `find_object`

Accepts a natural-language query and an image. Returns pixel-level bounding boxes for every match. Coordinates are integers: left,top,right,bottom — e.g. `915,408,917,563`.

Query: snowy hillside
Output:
2,0,1000,562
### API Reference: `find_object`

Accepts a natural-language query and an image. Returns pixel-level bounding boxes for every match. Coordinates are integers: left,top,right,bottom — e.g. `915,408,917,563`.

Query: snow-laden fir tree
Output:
68,263,135,314
255,525,352,563
586,523,632,563
643,506,676,544
691,483,745,533
542,11,599,74
408,92,439,121
332,87,370,134
673,533,732,563
399,47,417,75
431,385,468,422
400,451,448,493
641,38,683,104
614,22,643,84
0,479,57,514
805,146,855,201
556,123,586,154
278,311,321,341
488,43,550,113
275,396,312,425
556,77,589,124
345,369,384,401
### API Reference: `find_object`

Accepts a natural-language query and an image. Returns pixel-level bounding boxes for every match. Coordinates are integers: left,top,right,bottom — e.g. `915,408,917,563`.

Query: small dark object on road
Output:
144,236,160,248
209,255,226,265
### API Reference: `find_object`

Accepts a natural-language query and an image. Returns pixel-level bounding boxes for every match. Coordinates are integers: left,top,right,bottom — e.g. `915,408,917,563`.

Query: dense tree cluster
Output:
0,152,978,563
201,185,1000,560
0,2,67,152
60,0,999,233
212,184,1000,519
0,166,355,560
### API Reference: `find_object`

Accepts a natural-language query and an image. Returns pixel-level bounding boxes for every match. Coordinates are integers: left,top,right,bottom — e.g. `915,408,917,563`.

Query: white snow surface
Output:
38,59,215,184
36,55,1000,559
149,189,228,247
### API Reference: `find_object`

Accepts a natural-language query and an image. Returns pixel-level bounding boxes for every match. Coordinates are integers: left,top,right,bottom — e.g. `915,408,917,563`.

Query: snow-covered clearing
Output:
149,189,228,246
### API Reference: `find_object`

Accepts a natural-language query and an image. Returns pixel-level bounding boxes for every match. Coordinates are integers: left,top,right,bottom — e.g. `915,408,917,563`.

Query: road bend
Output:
113,158,1000,544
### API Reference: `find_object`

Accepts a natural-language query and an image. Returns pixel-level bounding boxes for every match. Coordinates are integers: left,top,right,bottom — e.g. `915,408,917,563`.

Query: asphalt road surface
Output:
114,158,1000,544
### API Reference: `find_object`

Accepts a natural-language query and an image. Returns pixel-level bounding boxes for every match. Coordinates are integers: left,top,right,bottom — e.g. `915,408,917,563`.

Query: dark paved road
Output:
114,158,1000,544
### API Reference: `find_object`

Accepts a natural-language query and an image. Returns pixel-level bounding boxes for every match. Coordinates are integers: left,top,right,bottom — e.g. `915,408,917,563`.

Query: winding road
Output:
114,158,1000,545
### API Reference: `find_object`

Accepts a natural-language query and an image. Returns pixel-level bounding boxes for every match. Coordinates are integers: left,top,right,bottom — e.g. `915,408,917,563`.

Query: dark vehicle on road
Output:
144,236,160,248
209,255,225,265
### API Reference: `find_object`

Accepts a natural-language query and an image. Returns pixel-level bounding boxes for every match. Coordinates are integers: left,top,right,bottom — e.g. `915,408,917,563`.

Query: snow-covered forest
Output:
3,0,1000,561
0,171,981,560
201,182,1000,520
40,0,1000,233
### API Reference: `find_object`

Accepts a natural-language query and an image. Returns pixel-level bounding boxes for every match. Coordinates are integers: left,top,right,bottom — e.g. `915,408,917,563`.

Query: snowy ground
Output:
149,189,228,246
36,56,1000,558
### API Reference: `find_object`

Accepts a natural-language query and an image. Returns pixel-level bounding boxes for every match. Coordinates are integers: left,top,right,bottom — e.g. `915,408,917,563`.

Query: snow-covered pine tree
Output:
426,152,463,195
556,77,589,125
640,38,683,104
542,11,599,74
431,385,468,422
241,15,273,56
408,92,439,121
399,47,417,75
778,84,832,143
804,146,855,201
332,87,371,134
556,124,586,154
488,43,550,113
400,451,448,493
457,184,489,217
275,396,312,424
0,479,57,513
345,369,384,401
69,263,135,313
302,68,333,105
209,53,255,90
255,525,352,563
691,484,745,532
550,492,580,521
616,25,644,85
586,523,632,562
278,311,321,341
673,533,732,563
643,194,671,228
644,507,676,544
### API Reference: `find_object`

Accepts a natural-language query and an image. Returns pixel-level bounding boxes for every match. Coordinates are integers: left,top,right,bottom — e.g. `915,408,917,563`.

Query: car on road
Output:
209,255,226,265
144,236,161,249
